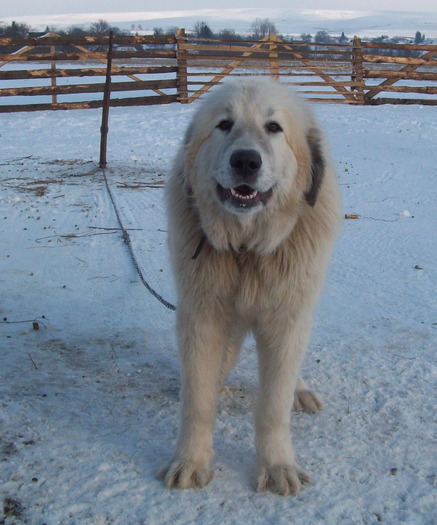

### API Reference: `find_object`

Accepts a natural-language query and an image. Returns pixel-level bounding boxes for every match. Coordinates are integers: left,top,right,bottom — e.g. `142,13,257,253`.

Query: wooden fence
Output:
0,33,179,112
0,31,436,112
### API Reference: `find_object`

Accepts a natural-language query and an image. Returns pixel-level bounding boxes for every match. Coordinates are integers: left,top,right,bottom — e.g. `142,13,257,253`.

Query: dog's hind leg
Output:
293,376,323,413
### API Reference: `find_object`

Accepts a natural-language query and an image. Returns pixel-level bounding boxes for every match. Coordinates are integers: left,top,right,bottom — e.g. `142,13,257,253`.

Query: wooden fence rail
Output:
0,32,436,112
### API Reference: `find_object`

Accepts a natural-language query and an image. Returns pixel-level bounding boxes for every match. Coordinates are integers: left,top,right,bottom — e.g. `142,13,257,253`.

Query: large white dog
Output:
159,77,341,495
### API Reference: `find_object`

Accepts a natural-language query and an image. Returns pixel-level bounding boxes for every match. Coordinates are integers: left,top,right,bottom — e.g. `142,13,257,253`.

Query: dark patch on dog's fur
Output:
305,128,325,207
184,184,197,210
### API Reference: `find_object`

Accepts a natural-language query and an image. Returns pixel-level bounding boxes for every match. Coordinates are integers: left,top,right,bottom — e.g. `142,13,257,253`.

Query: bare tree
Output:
3,21,31,38
166,26,179,36
250,18,277,40
90,19,120,36
300,33,312,43
194,21,214,39
315,31,333,44
63,25,87,36
218,28,241,41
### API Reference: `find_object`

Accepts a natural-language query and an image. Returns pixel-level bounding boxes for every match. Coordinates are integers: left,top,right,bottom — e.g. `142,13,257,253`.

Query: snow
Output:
0,98,436,524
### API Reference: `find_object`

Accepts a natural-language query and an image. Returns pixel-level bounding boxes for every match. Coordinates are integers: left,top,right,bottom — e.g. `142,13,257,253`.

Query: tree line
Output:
1,18,431,43
0,16,431,60
0,19,122,38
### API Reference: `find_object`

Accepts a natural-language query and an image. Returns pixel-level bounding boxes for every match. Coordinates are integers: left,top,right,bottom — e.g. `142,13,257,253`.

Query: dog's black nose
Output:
230,149,262,179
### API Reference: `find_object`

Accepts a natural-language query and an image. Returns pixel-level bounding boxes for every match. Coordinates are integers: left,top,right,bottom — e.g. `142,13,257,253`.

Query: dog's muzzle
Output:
216,149,273,212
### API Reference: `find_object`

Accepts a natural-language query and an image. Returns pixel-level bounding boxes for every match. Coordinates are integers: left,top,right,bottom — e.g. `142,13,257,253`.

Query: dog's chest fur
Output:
202,238,306,318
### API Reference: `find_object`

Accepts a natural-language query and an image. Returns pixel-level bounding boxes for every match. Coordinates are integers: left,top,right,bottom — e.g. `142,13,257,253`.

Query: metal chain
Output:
99,167,176,311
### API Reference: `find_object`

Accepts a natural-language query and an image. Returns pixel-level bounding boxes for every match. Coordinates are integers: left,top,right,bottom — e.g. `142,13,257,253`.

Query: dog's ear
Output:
305,127,325,207
184,184,196,209
184,122,194,145
172,126,196,208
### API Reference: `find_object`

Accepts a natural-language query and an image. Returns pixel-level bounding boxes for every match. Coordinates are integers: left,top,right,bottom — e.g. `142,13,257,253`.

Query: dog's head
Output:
181,78,325,218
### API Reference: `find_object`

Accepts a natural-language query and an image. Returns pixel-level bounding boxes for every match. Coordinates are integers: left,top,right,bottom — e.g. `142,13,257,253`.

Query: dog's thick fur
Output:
160,78,341,495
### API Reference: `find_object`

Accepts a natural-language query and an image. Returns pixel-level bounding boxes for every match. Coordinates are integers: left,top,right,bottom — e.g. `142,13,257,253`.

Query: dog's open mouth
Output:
217,183,273,210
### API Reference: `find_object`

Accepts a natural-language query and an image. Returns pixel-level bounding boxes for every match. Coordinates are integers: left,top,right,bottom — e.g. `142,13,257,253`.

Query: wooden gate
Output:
356,40,437,105
176,31,361,104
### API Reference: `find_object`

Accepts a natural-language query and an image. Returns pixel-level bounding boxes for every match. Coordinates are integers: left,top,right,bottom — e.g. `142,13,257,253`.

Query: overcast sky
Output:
1,0,436,18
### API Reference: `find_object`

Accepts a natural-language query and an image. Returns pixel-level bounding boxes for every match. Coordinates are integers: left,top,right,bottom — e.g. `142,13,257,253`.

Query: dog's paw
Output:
293,389,323,413
157,459,213,490
256,464,310,496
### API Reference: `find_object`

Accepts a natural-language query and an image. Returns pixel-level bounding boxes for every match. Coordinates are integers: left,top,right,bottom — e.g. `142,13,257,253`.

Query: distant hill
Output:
3,8,437,40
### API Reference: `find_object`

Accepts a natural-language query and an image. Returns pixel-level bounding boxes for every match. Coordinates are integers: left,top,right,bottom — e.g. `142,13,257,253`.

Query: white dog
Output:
159,77,341,495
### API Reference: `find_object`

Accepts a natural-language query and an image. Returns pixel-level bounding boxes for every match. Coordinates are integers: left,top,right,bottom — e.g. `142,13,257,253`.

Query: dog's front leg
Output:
159,304,228,489
254,316,312,495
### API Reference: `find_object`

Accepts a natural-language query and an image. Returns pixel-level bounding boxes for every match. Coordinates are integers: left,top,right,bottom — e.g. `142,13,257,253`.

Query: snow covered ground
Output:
0,97,436,524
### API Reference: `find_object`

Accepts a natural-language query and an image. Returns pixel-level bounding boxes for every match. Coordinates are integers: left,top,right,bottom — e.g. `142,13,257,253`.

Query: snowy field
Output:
0,97,436,524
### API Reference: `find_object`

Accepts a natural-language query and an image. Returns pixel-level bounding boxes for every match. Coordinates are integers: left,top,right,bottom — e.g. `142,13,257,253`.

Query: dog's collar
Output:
232,244,247,256
192,234,206,260
187,188,246,260
191,234,248,261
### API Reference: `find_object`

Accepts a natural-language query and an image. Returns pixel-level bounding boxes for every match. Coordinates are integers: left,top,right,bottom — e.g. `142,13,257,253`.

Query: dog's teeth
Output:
230,188,258,200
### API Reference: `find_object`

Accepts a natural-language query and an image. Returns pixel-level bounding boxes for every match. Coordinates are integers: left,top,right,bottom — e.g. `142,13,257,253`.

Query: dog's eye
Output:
217,119,233,131
266,121,283,133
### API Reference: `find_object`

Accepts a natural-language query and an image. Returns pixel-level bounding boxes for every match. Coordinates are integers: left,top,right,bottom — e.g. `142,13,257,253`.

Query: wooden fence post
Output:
99,31,113,169
50,43,57,105
352,36,365,105
268,34,279,80
176,28,188,103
